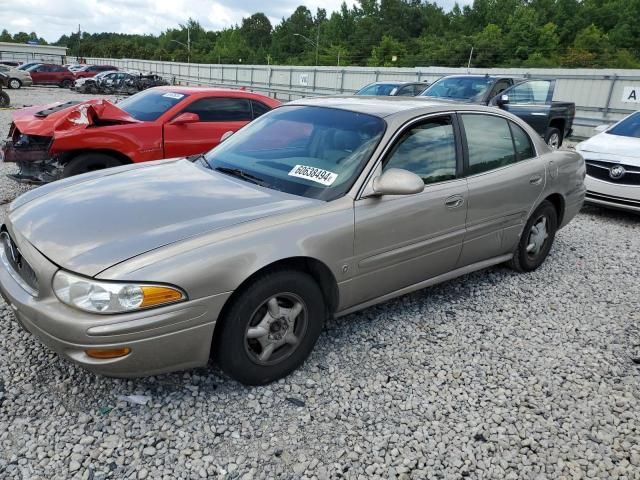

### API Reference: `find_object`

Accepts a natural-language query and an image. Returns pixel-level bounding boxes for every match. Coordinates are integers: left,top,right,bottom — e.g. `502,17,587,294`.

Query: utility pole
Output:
187,27,191,64
77,24,81,61
467,46,474,72
315,26,320,66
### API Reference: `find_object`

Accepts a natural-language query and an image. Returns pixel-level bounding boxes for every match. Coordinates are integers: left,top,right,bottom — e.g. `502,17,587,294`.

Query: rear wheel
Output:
62,153,123,178
8,78,21,89
544,127,562,149
509,200,558,272
214,269,325,385
60,79,73,89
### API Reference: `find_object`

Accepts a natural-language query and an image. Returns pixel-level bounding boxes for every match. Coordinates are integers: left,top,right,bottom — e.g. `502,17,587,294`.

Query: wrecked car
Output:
0,87,281,183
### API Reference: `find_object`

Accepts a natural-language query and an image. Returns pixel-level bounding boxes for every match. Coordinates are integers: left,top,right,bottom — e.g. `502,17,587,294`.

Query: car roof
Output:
152,86,275,99
287,96,489,118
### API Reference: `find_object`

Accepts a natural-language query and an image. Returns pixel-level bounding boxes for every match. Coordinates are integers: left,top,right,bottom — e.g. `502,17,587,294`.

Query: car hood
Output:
11,99,139,137
577,132,640,165
9,159,317,277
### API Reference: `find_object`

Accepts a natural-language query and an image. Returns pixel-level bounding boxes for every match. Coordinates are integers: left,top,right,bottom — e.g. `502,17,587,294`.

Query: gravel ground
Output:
0,87,639,480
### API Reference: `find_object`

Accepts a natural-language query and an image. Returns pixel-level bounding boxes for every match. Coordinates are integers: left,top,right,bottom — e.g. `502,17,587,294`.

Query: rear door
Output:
457,113,545,266
350,114,468,306
491,80,556,136
163,97,253,158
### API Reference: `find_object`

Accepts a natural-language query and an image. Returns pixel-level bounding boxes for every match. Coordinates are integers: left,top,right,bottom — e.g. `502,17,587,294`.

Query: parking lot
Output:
0,87,639,480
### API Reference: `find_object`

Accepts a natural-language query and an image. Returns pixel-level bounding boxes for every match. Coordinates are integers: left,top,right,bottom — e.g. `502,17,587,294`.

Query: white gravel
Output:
0,87,639,480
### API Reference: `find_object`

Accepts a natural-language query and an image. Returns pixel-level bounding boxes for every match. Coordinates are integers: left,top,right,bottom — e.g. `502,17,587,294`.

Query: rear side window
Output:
461,114,515,174
184,98,252,122
251,101,271,119
509,122,535,160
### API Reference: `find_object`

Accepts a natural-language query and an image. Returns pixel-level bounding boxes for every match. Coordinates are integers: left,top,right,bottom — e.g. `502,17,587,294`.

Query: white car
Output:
576,112,640,213
73,70,118,90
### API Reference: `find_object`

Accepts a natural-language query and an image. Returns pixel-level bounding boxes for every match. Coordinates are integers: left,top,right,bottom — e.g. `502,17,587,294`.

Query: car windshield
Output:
357,83,401,96
422,77,494,101
607,112,640,138
204,106,386,201
25,64,43,72
117,89,188,121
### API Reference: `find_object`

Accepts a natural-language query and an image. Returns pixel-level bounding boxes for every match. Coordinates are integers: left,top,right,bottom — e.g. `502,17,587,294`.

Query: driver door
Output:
349,115,468,306
491,80,556,135
163,97,253,158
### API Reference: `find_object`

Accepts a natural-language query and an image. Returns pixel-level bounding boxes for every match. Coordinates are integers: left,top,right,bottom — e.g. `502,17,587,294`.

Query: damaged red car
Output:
1,87,280,183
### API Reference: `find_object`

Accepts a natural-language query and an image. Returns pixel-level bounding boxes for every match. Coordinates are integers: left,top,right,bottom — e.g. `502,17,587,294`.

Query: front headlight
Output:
52,270,186,314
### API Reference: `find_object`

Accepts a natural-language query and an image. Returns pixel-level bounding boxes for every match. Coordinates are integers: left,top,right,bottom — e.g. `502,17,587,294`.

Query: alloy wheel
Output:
526,215,549,258
244,293,308,366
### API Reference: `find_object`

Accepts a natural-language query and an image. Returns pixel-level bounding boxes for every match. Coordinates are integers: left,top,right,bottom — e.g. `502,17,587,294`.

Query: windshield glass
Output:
357,83,400,96
204,106,386,201
422,77,494,101
117,89,187,121
607,112,640,138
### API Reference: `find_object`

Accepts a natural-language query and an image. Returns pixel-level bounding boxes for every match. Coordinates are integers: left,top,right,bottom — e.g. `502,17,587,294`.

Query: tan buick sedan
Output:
0,97,585,385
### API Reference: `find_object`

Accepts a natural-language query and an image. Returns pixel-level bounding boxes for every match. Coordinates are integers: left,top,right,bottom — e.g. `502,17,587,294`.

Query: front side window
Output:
383,116,457,185
508,80,552,104
462,114,516,175
205,106,386,201
184,98,252,122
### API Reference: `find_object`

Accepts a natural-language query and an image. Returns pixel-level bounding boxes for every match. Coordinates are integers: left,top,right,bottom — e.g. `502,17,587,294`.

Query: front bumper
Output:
0,226,231,377
1,140,62,184
585,175,640,213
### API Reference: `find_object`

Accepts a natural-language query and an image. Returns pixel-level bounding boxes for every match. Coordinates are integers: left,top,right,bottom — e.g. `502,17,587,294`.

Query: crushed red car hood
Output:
11,99,140,137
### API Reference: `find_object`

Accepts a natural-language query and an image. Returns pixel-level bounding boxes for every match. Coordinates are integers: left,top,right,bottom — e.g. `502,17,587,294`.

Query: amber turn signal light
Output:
140,286,184,308
85,347,132,359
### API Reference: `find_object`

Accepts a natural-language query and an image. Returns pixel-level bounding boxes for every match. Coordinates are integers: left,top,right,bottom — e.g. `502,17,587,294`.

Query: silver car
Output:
0,98,585,385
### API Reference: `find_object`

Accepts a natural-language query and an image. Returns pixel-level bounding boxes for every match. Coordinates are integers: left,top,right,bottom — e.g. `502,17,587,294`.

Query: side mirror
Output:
366,168,424,197
594,124,610,133
496,94,509,107
170,112,200,125
220,131,234,142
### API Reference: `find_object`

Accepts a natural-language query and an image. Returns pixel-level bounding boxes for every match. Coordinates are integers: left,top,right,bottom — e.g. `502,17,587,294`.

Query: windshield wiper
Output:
214,166,271,188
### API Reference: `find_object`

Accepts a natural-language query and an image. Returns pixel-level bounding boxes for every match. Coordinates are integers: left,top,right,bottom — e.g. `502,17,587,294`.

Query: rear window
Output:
117,89,188,121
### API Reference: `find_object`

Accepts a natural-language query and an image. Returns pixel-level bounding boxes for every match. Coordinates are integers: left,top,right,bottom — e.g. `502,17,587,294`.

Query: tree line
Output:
2,0,640,68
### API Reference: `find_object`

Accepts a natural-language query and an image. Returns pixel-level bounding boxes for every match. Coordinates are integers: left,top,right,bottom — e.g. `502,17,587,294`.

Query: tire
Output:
62,153,123,178
214,269,326,385
544,127,562,149
8,78,21,89
60,79,73,89
508,200,558,273
0,90,9,108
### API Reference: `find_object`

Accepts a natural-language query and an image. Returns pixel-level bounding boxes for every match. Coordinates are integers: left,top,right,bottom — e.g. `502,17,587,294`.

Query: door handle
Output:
529,175,543,185
445,195,464,208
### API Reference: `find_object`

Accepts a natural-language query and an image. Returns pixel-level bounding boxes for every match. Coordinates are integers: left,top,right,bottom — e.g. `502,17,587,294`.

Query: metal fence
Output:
82,58,640,138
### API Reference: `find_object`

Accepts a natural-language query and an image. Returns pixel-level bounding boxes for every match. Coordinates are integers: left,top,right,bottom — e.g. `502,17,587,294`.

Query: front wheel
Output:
60,79,73,89
509,200,558,272
214,269,326,385
544,127,562,149
62,153,123,178
8,78,21,89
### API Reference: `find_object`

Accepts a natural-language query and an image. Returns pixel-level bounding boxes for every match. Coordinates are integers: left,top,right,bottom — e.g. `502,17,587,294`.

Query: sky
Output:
0,0,472,43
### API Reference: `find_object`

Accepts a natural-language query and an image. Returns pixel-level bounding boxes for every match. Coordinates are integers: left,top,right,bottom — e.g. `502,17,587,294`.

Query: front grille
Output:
0,231,39,295
586,160,640,186
586,191,640,209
